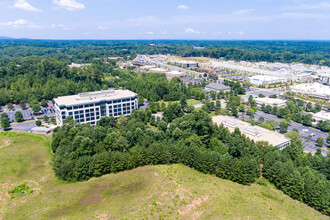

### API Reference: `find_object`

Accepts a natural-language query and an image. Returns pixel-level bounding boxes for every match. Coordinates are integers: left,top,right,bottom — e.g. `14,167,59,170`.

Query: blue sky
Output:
0,0,329,40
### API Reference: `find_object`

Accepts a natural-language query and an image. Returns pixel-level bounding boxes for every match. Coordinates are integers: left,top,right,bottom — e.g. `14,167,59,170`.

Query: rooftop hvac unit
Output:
221,120,238,128
243,127,263,137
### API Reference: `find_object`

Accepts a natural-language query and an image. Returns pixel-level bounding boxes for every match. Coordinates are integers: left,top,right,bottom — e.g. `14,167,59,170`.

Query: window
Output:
85,109,90,113
91,113,95,116
69,112,73,116
74,106,78,109
61,111,65,115
91,117,95,120
96,116,100,119
86,113,90,117
74,111,78,114
67,106,73,110
79,110,83,114
60,106,65,110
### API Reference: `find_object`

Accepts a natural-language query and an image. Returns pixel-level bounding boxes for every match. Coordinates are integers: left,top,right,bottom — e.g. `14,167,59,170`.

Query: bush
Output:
9,183,33,198
36,120,42,126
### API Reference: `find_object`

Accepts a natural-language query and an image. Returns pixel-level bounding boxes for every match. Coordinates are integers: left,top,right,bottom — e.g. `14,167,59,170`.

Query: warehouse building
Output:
165,71,185,80
174,61,199,68
54,89,138,126
255,98,287,108
290,83,330,100
312,111,330,122
203,83,231,93
212,115,291,150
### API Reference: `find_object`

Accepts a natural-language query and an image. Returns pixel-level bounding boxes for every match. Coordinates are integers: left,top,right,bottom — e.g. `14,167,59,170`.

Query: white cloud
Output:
53,0,85,11
284,2,330,11
177,5,189,10
98,26,107,30
12,0,41,11
0,19,43,29
146,31,154,34
232,9,255,15
184,28,200,34
239,31,244,35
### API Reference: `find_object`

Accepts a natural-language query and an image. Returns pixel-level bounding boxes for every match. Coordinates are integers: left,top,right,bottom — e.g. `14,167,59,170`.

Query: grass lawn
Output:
157,99,201,107
0,131,327,219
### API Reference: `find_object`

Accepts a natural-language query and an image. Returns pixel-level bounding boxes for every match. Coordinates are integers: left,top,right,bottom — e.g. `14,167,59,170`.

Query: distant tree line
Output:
0,40,329,66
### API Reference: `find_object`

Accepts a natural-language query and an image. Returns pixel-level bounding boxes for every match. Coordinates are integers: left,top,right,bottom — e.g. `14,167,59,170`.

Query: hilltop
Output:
0,132,327,219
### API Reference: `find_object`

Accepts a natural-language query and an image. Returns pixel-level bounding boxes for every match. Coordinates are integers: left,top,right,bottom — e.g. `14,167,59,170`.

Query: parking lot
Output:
0,102,56,132
4,107,56,122
238,110,328,156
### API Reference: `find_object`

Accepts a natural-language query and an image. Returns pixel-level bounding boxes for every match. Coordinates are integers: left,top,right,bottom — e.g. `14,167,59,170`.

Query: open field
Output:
0,131,328,219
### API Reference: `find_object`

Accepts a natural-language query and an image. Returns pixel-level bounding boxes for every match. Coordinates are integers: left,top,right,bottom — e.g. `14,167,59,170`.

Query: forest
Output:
51,108,329,215
0,40,329,65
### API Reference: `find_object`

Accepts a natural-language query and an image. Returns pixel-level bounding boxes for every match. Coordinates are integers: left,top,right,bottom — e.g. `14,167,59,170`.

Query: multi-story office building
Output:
54,89,138,126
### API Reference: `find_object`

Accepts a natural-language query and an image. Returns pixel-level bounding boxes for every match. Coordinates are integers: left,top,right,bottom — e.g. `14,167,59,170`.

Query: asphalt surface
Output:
0,102,55,132
239,110,328,156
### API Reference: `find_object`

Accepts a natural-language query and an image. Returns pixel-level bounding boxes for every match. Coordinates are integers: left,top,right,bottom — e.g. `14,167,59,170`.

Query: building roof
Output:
313,111,330,121
166,71,184,76
290,83,330,97
54,89,137,106
212,115,291,147
176,60,198,64
255,98,287,105
205,83,231,91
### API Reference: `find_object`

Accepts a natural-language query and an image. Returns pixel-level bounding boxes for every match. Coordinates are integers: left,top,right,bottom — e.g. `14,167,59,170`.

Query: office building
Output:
174,61,199,68
54,89,138,126
255,98,287,108
212,115,291,150
204,83,231,93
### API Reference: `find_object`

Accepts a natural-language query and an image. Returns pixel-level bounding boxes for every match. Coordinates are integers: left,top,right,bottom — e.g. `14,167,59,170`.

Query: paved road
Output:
10,121,38,132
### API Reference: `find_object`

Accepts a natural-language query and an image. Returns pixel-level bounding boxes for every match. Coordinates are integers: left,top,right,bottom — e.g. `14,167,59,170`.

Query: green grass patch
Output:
9,183,33,199
157,99,201,107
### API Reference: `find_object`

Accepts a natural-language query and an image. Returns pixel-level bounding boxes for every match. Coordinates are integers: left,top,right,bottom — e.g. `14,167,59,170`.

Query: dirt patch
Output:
79,183,107,206
178,194,210,217
0,139,11,149
97,213,109,220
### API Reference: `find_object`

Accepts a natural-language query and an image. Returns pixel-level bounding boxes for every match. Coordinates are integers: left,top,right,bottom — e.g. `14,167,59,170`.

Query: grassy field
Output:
157,99,202,107
0,131,328,219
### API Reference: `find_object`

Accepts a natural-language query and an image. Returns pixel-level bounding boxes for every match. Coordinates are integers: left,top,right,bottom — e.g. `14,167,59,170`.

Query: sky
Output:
0,0,329,40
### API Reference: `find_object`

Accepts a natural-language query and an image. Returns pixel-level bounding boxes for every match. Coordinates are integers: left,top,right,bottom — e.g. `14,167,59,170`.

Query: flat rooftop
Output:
290,83,330,96
212,115,291,147
54,89,137,106
313,111,330,121
206,83,231,91
255,98,287,105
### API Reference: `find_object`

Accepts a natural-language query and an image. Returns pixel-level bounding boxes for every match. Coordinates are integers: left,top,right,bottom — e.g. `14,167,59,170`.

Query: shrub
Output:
9,183,33,198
